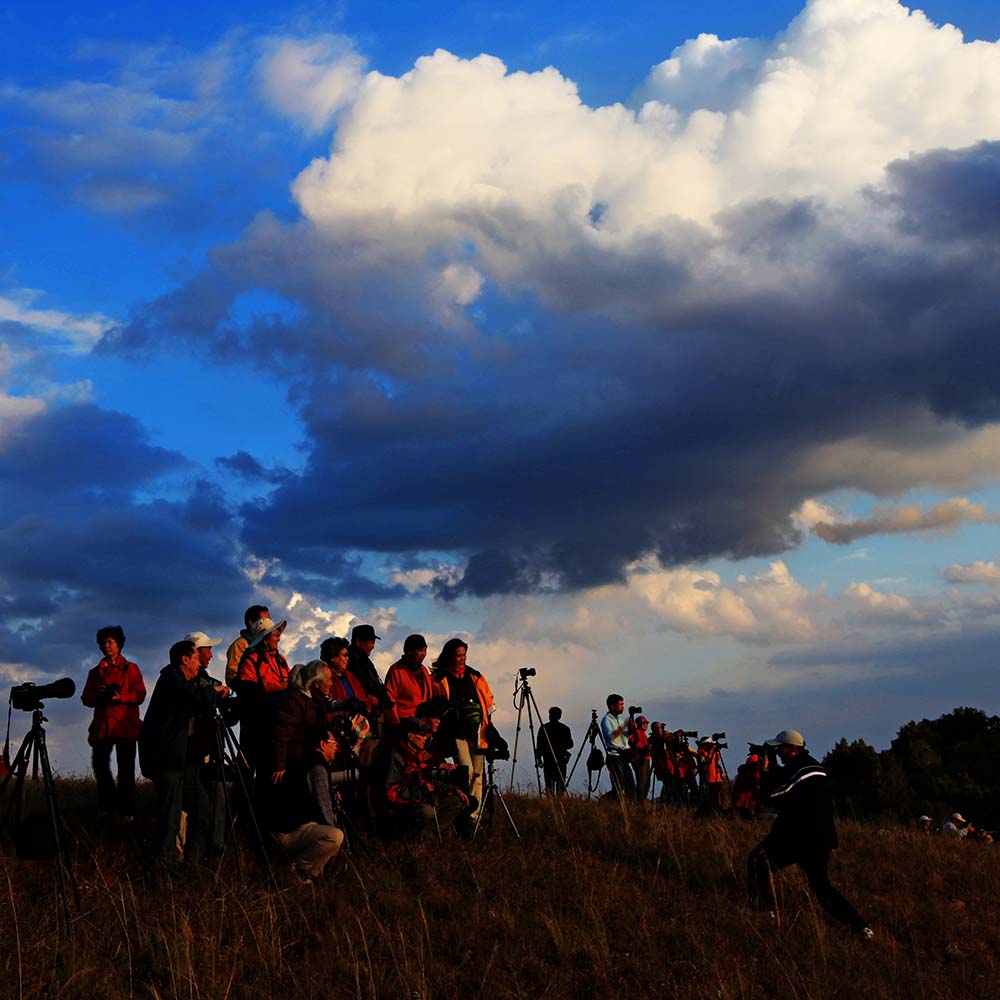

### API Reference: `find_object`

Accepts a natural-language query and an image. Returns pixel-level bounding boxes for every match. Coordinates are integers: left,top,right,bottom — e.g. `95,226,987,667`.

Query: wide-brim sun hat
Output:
249,617,287,648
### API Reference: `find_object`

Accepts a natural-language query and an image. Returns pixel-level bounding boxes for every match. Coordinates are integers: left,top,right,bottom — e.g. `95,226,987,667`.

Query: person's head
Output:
304,724,338,764
607,693,624,714
350,623,380,657
185,631,222,669
248,617,286,651
415,697,448,733
434,638,468,676
244,604,269,629
636,715,649,730
293,659,332,698
548,707,562,722
96,625,126,658
169,639,200,679
765,728,806,763
402,633,428,666
320,636,350,674
400,716,431,752
651,721,664,737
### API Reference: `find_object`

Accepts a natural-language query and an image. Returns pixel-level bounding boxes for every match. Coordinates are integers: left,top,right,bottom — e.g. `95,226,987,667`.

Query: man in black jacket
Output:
747,728,872,938
139,639,230,869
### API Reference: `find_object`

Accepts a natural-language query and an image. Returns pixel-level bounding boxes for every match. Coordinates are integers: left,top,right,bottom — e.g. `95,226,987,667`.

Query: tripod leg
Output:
36,729,78,931
472,783,492,839
508,688,526,793
523,689,543,796
219,722,275,884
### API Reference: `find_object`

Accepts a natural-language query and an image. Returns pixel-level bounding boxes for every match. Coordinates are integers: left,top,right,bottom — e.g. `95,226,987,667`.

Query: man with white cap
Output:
234,616,290,779
746,728,873,940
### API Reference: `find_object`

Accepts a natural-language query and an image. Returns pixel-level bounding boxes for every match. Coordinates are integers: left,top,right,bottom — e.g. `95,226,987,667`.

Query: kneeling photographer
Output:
384,718,470,837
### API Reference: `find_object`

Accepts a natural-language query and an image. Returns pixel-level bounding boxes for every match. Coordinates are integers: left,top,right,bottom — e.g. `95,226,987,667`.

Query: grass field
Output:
2,778,998,999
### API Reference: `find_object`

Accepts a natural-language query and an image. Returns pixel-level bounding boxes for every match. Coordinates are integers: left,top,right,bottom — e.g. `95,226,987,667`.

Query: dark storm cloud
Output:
0,404,256,694
104,141,1000,597
217,449,291,484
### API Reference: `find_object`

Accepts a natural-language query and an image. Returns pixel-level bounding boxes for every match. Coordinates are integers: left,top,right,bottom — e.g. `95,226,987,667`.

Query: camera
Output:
715,741,729,750
628,705,643,716
518,667,536,678
10,678,76,712
748,742,767,756
712,731,727,741
484,723,510,762
681,730,698,738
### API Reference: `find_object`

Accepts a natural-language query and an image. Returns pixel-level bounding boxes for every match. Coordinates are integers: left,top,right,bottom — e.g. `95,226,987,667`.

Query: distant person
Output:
266,724,345,884
431,638,494,819
629,715,652,802
536,707,573,795
233,617,289,775
696,737,725,812
269,660,333,783
384,634,433,728
600,694,637,802
225,605,269,683
942,812,969,837
916,814,934,833
81,625,146,822
732,753,763,818
347,624,392,735
385,718,469,837
139,639,230,871
185,630,228,855
746,729,872,940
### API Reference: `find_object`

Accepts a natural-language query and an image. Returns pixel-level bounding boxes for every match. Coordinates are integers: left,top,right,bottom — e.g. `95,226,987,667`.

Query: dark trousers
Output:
92,738,137,815
542,759,568,795
154,765,211,863
606,753,637,801
748,839,867,931
633,759,651,802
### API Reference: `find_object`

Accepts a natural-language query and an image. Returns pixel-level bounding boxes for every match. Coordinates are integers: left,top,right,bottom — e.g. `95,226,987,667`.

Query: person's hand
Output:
214,685,230,697
272,770,286,784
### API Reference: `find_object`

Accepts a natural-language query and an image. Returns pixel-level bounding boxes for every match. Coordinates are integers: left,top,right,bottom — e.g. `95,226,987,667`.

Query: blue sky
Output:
2,0,1000,784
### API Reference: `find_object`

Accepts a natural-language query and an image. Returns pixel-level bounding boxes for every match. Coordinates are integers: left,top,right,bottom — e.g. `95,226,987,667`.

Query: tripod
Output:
205,707,274,879
567,710,605,798
473,753,520,840
0,704,78,930
508,671,566,795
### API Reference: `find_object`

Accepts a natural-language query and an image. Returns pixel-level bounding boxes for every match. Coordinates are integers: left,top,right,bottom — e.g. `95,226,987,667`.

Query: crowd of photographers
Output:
59,609,983,937
79,610,499,881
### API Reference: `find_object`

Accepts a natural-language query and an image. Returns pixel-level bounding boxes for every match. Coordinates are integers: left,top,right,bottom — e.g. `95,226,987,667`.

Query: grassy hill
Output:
2,779,998,999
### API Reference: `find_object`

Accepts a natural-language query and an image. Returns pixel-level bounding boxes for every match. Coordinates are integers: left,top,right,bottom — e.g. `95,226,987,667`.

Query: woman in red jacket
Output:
81,625,146,820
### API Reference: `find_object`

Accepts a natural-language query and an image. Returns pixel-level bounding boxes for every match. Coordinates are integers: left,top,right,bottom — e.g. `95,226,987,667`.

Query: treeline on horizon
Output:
823,706,999,830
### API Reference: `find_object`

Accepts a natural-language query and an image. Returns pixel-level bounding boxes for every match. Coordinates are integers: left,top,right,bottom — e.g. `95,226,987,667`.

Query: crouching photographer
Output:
384,718,470,838
746,728,873,939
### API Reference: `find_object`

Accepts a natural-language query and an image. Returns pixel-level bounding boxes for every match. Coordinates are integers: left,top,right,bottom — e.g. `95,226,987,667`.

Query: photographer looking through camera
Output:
600,694,638,802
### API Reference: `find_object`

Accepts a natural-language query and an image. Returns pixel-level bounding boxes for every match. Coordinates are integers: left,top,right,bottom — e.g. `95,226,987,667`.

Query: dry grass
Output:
2,781,999,999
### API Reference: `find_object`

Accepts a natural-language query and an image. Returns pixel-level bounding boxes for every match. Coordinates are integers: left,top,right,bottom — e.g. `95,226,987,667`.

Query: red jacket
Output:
81,656,146,745
329,669,378,715
236,648,290,694
384,659,433,725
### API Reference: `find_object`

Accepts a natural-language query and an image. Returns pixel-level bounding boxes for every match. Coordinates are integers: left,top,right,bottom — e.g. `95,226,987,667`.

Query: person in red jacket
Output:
384,634,433,728
81,625,146,821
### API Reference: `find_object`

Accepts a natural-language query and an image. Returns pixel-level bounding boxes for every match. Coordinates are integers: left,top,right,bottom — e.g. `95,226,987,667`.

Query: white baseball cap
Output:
185,631,223,648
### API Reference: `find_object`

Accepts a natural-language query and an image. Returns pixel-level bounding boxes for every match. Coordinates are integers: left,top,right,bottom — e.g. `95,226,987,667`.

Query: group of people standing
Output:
598,695,731,810
81,607,497,881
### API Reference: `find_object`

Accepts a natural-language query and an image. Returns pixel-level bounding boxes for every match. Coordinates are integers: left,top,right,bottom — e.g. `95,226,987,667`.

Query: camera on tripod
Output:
518,667,536,678
628,705,642,716
711,731,729,750
10,678,76,713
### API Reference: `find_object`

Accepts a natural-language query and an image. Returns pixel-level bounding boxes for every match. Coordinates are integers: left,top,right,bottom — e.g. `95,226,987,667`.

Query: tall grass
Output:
1,781,997,998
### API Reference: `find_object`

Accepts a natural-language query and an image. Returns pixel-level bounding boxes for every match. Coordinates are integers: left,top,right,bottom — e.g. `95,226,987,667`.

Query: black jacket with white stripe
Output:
762,751,838,853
